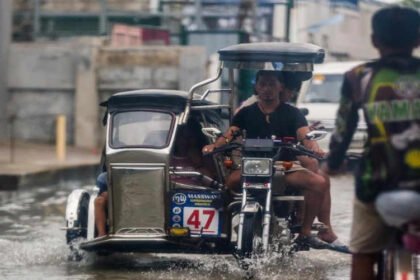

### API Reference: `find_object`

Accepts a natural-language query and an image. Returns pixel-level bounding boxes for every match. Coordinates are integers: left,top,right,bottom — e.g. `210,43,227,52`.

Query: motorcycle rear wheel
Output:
380,250,420,280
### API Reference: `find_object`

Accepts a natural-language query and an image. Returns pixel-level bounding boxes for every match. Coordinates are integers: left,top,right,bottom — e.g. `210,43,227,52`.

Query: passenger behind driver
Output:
202,70,347,252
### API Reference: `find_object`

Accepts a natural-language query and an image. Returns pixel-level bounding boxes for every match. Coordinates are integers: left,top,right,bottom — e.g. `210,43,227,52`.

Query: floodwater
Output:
0,175,355,280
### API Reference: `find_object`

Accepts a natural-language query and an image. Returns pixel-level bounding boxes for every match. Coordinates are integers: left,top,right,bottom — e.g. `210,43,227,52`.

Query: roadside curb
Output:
0,164,100,190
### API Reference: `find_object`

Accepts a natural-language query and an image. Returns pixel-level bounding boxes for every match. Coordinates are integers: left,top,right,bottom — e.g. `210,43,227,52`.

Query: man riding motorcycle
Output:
203,70,347,251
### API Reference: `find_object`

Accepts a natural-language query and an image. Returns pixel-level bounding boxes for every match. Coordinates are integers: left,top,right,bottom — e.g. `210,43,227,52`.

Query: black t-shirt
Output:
232,102,308,139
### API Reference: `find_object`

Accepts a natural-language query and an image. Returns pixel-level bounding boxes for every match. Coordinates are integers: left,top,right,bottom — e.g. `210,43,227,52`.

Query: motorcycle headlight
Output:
242,158,272,176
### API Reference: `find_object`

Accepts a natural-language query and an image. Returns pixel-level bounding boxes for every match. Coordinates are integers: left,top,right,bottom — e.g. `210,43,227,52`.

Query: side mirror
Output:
306,130,328,141
201,127,222,140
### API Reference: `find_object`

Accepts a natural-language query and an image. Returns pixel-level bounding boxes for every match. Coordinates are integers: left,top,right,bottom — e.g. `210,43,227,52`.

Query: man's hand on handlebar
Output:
202,126,242,155
202,144,216,154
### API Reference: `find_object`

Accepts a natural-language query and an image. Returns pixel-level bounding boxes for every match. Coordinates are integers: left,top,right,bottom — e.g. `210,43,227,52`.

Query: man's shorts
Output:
275,161,307,173
349,198,396,253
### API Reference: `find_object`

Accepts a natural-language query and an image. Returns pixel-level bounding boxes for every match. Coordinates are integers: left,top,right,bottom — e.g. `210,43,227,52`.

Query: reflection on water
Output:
0,176,354,280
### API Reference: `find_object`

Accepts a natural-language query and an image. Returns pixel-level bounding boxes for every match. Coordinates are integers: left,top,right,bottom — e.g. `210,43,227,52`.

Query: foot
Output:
317,231,350,253
326,239,351,254
317,230,337,243
295,235,330,250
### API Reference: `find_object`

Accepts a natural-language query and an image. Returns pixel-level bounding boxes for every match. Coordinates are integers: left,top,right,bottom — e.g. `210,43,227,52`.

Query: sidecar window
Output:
111,111,173,148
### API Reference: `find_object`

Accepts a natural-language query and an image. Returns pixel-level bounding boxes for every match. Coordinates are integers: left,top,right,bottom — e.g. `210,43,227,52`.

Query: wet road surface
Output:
0,175,355,280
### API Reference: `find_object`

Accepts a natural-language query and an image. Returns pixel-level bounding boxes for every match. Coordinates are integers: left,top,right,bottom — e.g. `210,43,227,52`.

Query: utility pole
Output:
0,0,12,139
194,0,205,30
238,0,257,34
285,0,294,42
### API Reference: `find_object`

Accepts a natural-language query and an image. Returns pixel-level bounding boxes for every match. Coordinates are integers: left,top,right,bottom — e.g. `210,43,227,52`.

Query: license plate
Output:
183,207,219,235
170,191,222,237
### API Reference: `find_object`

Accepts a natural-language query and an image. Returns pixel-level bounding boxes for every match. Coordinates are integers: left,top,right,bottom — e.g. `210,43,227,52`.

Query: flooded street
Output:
0,175,354,280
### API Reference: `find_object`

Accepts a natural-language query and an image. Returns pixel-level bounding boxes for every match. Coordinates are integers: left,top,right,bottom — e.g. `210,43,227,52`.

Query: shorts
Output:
97,172,108,194
274,161,307,173
349,198,396,253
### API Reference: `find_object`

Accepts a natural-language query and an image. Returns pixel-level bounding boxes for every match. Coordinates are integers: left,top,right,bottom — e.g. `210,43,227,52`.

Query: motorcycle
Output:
64,41,327,261
375,190,420,280
203,129,327,258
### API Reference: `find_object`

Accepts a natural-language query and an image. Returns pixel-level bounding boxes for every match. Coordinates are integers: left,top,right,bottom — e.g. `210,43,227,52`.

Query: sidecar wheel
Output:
66,192,90,261
68,245,84,262
66,193,89,244
241,213,258,257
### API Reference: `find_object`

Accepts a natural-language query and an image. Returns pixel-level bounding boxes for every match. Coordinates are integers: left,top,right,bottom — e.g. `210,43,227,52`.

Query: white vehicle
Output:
296,61,368,154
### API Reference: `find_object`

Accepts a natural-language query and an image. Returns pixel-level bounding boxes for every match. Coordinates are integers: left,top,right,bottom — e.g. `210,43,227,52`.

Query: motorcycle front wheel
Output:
240,212,260,257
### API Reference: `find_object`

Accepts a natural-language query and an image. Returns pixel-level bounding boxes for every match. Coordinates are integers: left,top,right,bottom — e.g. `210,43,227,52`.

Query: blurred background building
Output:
2,0,418,147
13,0,412,59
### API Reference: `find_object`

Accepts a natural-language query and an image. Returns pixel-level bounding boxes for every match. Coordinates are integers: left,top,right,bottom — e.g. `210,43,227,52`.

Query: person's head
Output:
282,72,304,103
254,70,285,103
371,6,419,55
174,118,207,154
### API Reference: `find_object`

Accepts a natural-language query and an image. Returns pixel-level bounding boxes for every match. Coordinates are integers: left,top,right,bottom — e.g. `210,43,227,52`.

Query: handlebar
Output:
204,139,325,161
272,141,325,161
203,142,242,156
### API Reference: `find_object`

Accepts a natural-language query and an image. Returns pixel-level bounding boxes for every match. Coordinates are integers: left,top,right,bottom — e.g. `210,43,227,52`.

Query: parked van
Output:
296,61,368,154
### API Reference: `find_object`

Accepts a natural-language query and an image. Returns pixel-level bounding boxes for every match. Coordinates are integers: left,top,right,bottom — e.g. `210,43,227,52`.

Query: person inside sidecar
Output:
169,118,218,187
94,172,108,237
203,70,347,251
94,117,218,237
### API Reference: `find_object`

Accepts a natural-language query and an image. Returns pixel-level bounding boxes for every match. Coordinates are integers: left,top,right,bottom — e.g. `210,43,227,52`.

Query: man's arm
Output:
327,72,360,171
202,126,240,153
296,125,325,172
297,126,325,156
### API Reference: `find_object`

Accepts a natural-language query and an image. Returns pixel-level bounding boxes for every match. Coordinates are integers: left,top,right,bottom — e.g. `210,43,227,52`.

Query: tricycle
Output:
64,42,327,261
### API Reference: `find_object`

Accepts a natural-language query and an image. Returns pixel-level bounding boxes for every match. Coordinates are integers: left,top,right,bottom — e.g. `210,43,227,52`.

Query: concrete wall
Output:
0,0,13,140
7,40,206,148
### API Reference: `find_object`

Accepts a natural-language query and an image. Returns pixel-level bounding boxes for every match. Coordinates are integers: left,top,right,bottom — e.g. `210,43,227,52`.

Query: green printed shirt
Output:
327,55,420,202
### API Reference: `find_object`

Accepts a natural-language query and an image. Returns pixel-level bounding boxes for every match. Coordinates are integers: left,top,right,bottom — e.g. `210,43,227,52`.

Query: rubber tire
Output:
66,193,90,262
379,250,395,280
66,193,89,243
240,213,258,257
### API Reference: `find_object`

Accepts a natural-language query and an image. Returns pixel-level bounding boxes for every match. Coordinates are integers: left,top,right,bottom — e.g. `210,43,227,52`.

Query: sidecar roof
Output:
218,42,325,71
102,89,211,113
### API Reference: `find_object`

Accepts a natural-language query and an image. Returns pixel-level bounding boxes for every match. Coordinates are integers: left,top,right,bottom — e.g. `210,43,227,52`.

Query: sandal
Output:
327,239,351,254
295,235,330,250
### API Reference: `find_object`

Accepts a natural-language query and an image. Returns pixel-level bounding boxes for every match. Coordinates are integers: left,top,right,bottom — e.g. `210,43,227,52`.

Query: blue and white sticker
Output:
172,206,181,215
172,215,181,223
172,193,187,205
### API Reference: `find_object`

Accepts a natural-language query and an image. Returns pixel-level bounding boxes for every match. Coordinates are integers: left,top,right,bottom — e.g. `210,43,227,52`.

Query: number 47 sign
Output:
183,207,219,235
